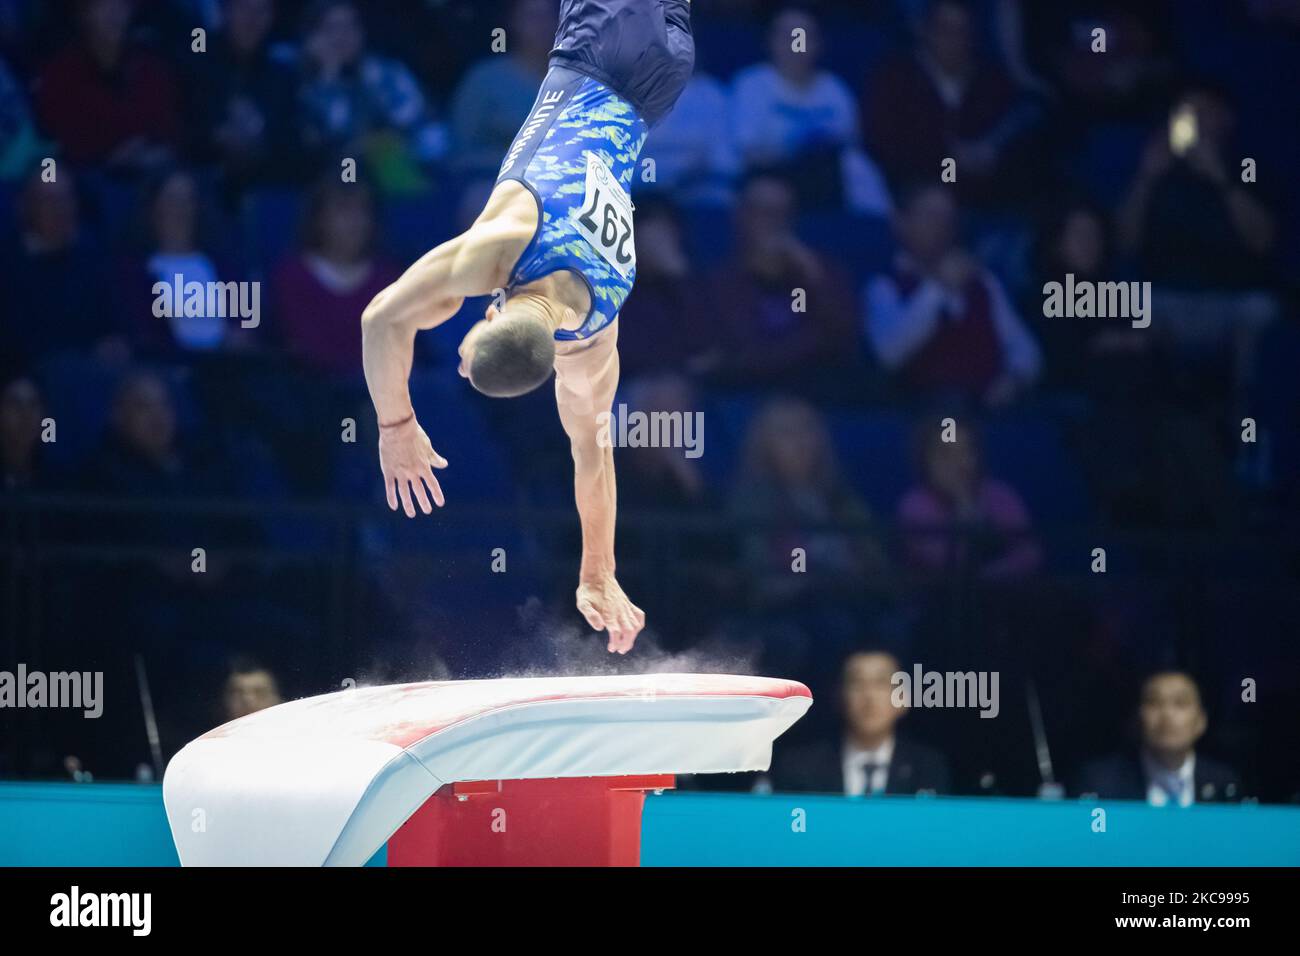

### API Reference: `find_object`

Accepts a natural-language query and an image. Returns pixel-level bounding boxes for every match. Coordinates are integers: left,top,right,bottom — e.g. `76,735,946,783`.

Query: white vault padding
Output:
162,673,812,866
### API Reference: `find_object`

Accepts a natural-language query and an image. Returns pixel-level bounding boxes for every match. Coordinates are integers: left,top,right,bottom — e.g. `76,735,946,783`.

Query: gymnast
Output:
361,1,694,654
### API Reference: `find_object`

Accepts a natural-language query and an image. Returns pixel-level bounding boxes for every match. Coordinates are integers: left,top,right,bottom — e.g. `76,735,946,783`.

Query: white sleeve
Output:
985,273,1042,383
865,274,947,368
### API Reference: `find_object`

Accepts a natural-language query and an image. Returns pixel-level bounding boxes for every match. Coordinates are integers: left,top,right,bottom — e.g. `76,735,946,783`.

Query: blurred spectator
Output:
0,169,122,365
190,0,305,193
731,7,891,213
617,373,710,512
272,178,399,379
295,0,444,189
769,650,952,794
706,175,857,384
1117,84,1276,290
613,199,714,378
865,183,1041,405
88,369,225,499
1028,200,1155,395
0,375,48,493
1077,671,1244,805
733,397,887,601
616,373,732,637
116,168,241,356
868,0,1040,205
898,422,1041,581
220,656,283,722
34,0,181,172
642,66,739,207
1116,83,1278,395
0,55,48,182
448,0,555,176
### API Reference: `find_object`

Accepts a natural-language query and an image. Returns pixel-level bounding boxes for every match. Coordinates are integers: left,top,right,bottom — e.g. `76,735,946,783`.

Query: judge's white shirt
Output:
1143,751,1196,807
842,737,895,797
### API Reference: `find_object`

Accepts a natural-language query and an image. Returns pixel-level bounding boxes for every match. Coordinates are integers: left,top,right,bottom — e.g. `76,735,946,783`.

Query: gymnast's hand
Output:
377,415,448,517
576,575,646,655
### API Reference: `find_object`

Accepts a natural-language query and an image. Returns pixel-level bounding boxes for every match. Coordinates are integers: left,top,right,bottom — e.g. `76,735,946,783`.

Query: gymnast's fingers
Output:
409,476,433,515
396,478,417,518
579,600,606,633
421,463,445,507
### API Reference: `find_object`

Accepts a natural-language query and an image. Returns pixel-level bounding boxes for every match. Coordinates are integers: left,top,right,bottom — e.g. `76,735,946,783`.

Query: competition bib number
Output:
574,151,635,279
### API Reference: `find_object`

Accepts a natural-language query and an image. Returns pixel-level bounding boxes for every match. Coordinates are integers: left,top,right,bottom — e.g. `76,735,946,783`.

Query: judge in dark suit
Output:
1077,671,1243,806
767,650,952,796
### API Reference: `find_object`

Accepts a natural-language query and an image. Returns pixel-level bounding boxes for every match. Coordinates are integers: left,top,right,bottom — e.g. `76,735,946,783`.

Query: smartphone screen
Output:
1169,102,1198,156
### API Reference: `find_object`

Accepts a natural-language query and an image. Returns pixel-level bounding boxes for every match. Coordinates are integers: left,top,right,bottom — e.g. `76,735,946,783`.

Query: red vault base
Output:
386,775,676,867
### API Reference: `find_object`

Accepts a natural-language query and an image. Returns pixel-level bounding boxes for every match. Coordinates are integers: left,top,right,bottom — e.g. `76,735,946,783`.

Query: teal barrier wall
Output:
3,783,1298,866
0,783,179,866
641,792,1300,866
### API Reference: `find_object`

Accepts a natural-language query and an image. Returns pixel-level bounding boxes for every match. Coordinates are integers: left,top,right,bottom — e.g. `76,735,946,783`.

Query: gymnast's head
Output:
457,294,558,398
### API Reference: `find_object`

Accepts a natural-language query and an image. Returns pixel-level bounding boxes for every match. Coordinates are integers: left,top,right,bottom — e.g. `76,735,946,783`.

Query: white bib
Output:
572,151,636,279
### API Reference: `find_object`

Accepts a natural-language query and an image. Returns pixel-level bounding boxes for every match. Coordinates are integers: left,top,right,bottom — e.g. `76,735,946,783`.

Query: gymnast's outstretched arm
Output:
360,220,522,516
554,323,646,654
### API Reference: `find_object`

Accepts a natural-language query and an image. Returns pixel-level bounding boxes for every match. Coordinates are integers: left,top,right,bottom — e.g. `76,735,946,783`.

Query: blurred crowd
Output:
1,0,1298,802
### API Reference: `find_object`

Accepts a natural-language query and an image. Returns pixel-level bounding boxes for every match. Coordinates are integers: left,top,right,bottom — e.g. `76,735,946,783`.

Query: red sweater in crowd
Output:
36,44,181,165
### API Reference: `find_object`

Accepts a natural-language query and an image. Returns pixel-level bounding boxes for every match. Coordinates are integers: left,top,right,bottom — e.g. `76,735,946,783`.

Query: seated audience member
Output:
295,0,444,183
1028,201,1156,396
707,175,857,384
448,0,554,176
898,422,1041,581
865,183,1041,406
616,373,731,637
733,398,887,603
613,199,714,378
1118,83,1275,290
0,169,122,365
868,0,1040,205
117,168,241,356
0,375,49,493
1116,83,1278,392
1078,671,1243,805
732,7,890,214
88,370,224,499
35,0,181,172
83,369,254,596
272,178,399,379
641,69,739,207
220,656,284,723
769,650,952,795
617,373,710,513
191,0,304,192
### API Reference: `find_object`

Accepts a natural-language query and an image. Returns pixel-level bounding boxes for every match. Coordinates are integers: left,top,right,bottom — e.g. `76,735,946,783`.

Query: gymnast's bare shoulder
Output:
361,181,539,332
465,180,541,282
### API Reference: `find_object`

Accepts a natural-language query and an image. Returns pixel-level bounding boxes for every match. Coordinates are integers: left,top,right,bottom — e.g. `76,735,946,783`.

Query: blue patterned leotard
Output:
495,1,694,341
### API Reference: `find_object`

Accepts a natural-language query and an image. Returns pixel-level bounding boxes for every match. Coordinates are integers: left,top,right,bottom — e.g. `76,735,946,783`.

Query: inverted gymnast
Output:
361,1,695,654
